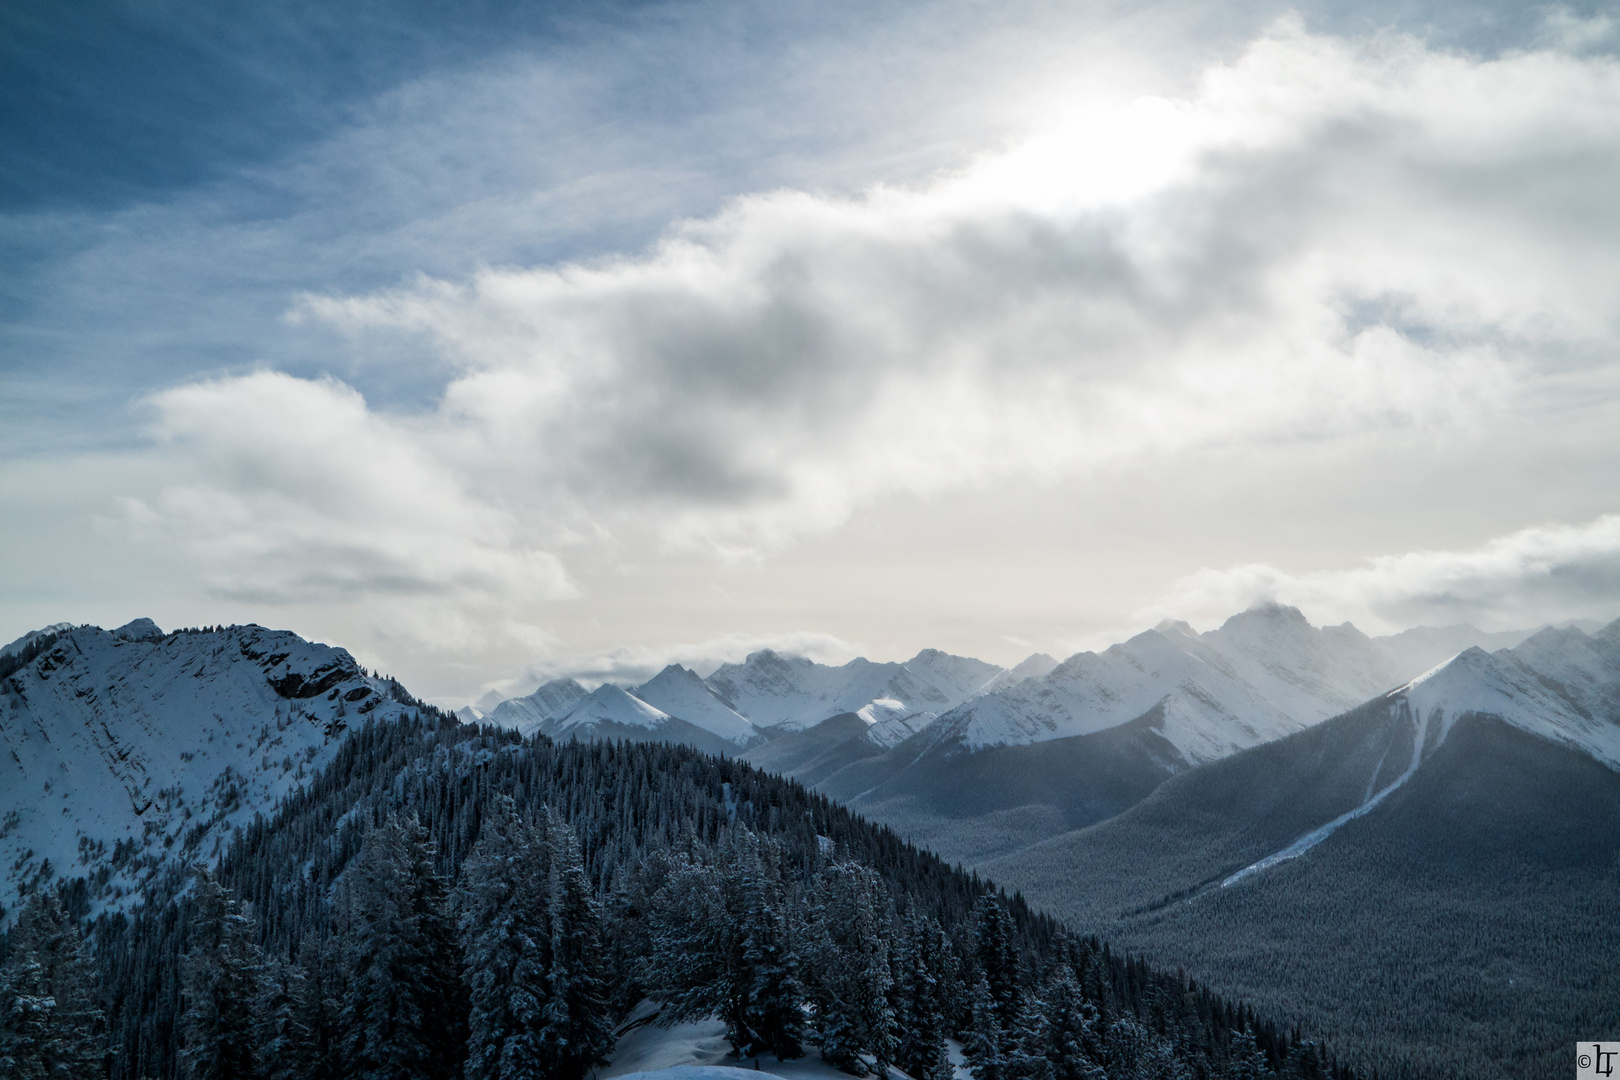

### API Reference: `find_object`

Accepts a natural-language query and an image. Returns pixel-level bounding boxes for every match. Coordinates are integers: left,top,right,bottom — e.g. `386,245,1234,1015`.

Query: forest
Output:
2,714,1364,1080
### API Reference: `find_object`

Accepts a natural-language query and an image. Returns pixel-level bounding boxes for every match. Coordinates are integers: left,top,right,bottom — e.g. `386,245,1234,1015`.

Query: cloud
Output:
17,15,1620,697
491,629,866,697
119,371,573,606
1150,514,1620,633
292,19,1619,558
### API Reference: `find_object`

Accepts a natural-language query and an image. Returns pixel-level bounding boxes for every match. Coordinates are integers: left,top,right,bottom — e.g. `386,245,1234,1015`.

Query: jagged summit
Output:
0,621,424,920
631,664,759,746
486,677,590,735
111,617,163,641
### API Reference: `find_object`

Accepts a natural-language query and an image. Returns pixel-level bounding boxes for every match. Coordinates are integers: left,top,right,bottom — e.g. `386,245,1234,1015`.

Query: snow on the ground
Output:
601,1003,972,1080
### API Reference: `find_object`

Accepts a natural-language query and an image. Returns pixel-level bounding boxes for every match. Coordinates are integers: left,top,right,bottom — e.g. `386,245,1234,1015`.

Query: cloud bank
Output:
1152,513,1620,633
282,20,1618,557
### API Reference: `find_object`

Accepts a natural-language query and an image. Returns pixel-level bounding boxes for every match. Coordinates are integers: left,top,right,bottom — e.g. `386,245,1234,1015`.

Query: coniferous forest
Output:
3,715,1364,1080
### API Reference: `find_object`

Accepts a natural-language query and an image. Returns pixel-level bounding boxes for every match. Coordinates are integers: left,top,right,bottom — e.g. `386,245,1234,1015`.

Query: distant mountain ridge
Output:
458,610,1586,865
0,620,427,921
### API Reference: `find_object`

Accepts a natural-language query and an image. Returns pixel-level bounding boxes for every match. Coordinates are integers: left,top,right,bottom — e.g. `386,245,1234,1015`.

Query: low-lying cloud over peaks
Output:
1153,514,1620,634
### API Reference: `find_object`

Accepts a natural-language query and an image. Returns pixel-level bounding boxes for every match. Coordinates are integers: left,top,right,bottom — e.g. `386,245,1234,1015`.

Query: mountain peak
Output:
1154,618,1197,637
112,617,163,642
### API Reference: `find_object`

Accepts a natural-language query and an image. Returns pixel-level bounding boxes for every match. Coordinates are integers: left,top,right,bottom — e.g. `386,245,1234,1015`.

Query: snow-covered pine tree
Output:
1039,973,1105,1080
1224,1028,1272,1080
253,955,314,1080
645,855,737,1037
804,861,897,1077
335,817,464,1080
892,910,952,1080
965,973,1008,1080
1006,993,1054,1080
178,866,261,1080
0,888,104,1079
539,808,615,1080
457,795,552,1080
972,894,1023,1030
727,831,804,1062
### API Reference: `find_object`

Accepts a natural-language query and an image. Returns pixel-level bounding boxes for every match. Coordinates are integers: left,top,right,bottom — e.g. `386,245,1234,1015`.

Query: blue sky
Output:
5,0,1620,701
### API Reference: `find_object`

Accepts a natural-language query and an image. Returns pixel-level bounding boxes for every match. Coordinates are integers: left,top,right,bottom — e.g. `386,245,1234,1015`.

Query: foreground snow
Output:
601,1003,970,1080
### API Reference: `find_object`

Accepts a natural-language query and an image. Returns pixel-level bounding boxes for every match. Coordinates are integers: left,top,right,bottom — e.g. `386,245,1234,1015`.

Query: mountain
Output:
1,621,76,658
630,664,762,747
0,620,423,921
533,682,745,757
704,648,1001,732
981,618,1620,1079
485,676,589,735
975,651,1059,694
760,605,1409,863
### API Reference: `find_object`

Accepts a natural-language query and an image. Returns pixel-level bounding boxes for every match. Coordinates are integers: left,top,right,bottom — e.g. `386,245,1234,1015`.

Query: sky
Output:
4,0,1620,703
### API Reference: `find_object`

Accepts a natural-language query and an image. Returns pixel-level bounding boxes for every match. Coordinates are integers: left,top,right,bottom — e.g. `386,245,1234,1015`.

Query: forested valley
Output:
4,714,1367,1080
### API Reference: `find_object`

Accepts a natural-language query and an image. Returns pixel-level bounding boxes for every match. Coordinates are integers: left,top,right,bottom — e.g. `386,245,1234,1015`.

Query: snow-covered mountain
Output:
974,652,1059,695
927,604,1401,763
525,683,754,758
486,678,590,735
630,665,761,747
0,620,424,921
704,648,1001,733
982,616,1620,1080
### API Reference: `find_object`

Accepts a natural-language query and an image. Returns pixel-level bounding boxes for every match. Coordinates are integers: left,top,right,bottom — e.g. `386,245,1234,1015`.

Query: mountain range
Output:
465,605,1570,865
980,619,1620,1079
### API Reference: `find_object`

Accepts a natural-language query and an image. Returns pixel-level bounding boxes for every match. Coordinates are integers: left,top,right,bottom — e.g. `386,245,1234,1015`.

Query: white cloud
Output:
17,17,1620,696
120,371,573,606
293,20,1619,558
1150,514,1620,633
496,629,866,696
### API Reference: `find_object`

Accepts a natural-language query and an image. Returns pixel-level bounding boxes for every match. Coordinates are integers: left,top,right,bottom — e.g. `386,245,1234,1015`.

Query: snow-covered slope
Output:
631,666,762,747
975,652,1059,695
704,649,1001,733
487,678,590,735
928,605,1402,764
1393,619,1620,768
0,621,422,920
1,622,76,658
554,683,675,735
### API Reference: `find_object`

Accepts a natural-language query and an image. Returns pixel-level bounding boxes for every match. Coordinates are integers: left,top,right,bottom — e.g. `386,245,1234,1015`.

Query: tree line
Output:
5,715,1364,1079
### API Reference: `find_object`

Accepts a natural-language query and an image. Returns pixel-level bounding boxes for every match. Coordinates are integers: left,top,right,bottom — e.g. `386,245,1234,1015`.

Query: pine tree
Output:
1040,973,1105,1080
538,808,616,1080
0,888,104,1080
644,855,735,1037
179,866,261,1080
893,912,952,1080
335,817,464,1080
1224,1028,1272,1080
965,974,1008,1080
254,956,315,1080
1006,992,1054,1080
804,861,897,1077
972,894,1022,1031
458,796,552,1080
728,831,804,1062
